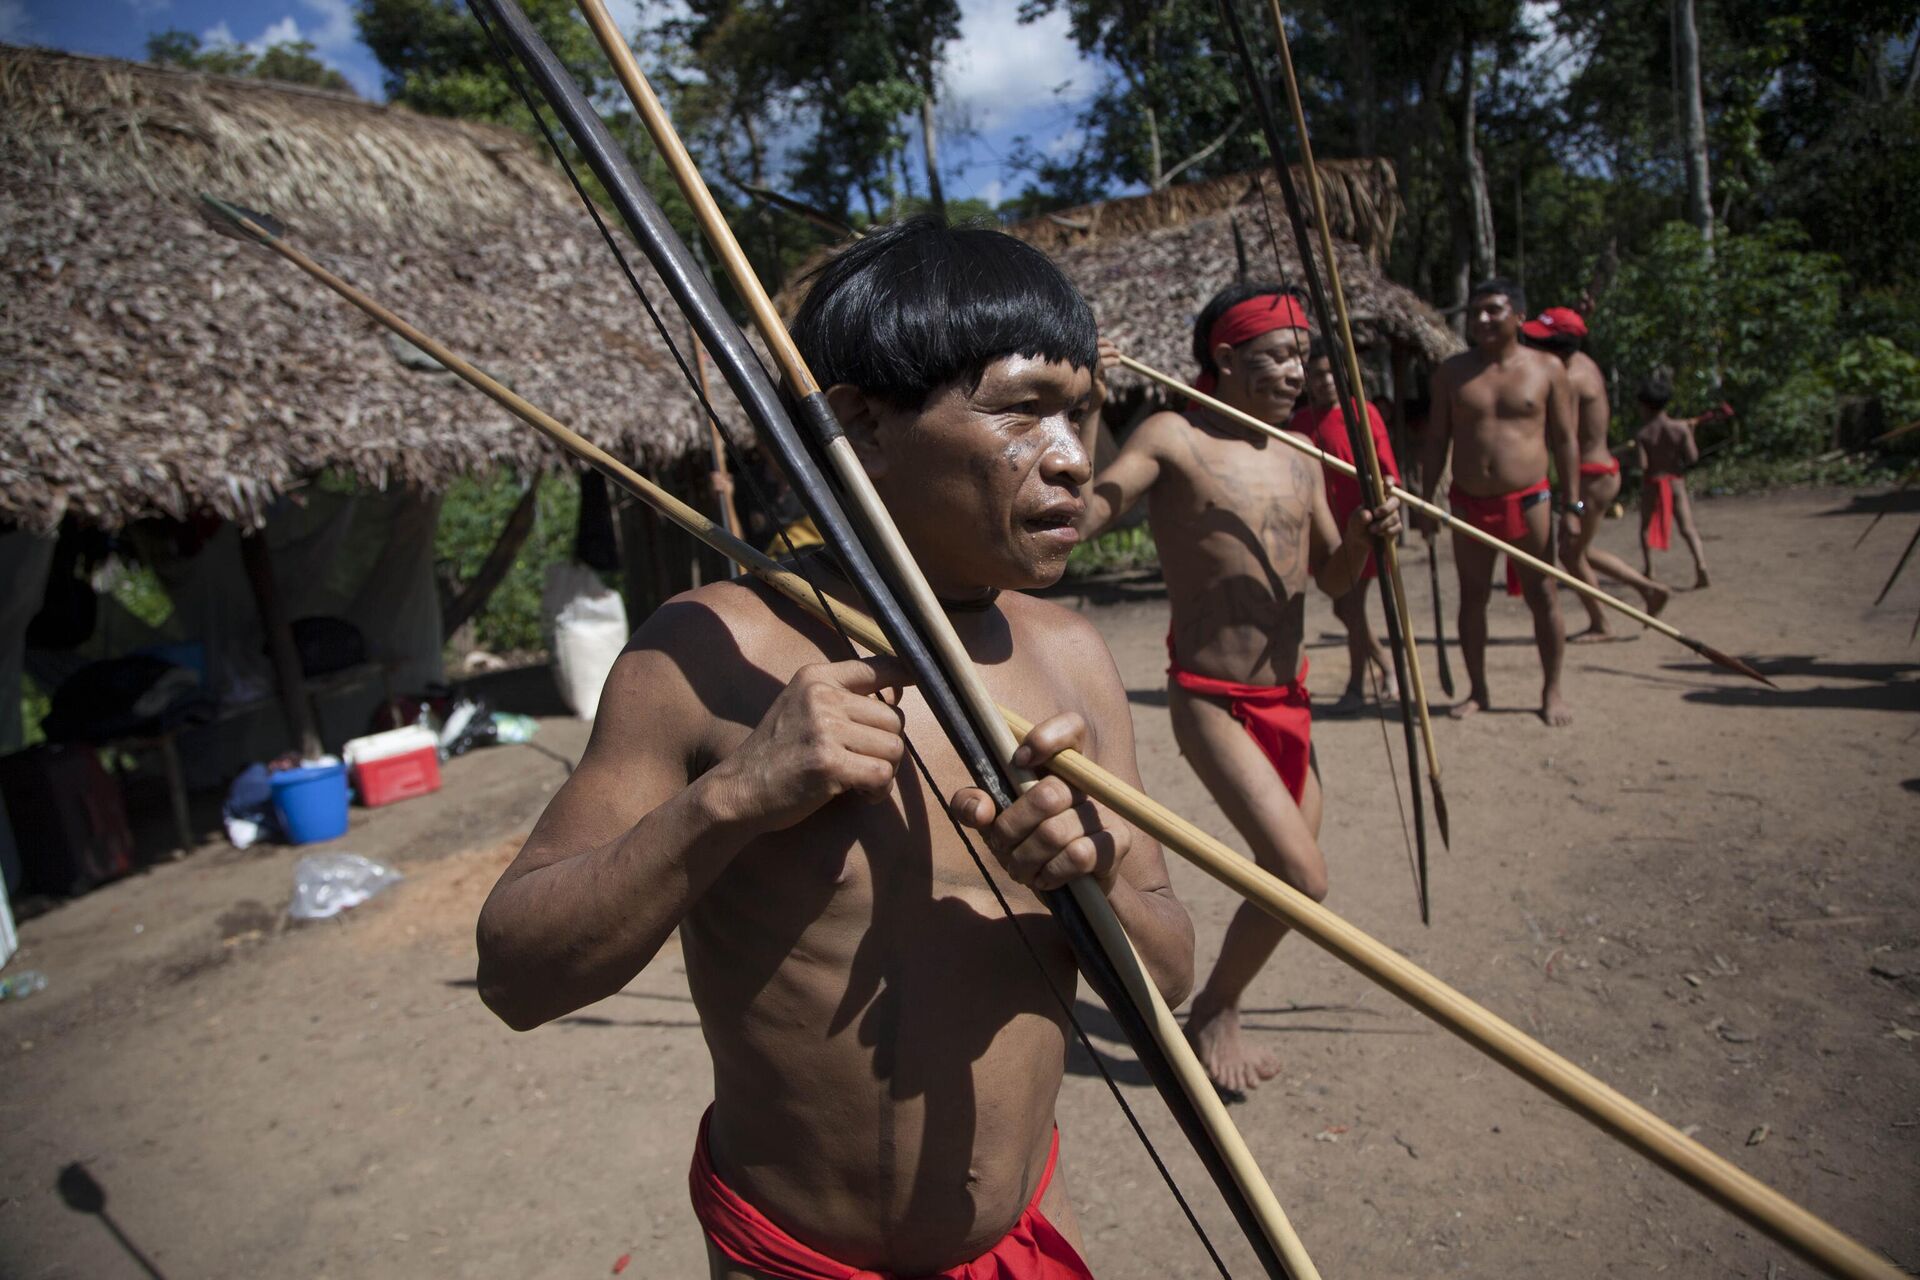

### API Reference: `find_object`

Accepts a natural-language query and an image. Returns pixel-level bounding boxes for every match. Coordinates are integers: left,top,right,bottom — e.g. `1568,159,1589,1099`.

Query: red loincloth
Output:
1447,478,1552,597
1288,401,1401,582
1645,473,1676,550
1577,458,1621,480
1166,645,1313,804
690,1108,1093,1280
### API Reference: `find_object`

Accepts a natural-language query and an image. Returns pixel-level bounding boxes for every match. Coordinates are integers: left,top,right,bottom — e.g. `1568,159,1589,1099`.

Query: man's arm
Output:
1683,422,1701,465
1547,359,1580,508
476,600,910,1030
1079,414,1171,540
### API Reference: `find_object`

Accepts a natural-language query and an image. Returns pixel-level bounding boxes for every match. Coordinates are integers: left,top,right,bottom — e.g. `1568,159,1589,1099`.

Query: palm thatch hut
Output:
0,43,702,533
0,45,712,794
1006,164,1461,390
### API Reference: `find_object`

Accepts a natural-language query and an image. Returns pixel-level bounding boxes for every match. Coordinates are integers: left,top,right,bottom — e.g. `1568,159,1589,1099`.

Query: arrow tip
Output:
1430,778,1451,849
1692,638,1776,687
198,194,286,243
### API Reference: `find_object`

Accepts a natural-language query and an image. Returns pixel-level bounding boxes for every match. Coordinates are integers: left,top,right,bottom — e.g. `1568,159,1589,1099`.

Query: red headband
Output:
1196,294,1310,393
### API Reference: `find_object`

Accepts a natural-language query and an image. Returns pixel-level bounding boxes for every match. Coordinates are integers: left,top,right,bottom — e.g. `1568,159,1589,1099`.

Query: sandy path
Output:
1,486,1915,1279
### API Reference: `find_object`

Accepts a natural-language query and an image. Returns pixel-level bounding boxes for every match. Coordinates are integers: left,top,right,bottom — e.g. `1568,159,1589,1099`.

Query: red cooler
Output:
342,726,442,808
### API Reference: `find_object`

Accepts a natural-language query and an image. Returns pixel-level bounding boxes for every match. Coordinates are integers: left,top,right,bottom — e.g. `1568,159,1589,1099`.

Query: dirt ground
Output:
2,486,1916,1280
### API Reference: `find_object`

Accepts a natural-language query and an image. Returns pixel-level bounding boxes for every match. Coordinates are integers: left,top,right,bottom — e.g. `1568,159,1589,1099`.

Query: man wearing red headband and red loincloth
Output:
1417,279,1578,727
1076,284,1400,1095
1633,370,1711,588
1519,306,1670,640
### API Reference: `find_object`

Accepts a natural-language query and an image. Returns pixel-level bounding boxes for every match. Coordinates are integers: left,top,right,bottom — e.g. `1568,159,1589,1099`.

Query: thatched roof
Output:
1006,166,1463,376
0,45,706,533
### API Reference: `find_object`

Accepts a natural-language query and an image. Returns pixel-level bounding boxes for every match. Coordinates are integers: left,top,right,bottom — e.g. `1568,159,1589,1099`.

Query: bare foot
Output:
1541,689,1573,727
1694,570,1711,590
1449,692,1489,720
1644,583,1671,618
1186,1000,1281,1096
1568,626,1621,644
1326,688,1366,717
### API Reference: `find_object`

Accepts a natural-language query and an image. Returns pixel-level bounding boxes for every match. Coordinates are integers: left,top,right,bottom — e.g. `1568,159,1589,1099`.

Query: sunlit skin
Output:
474,353,1193,1277
1545,343,1670,638
1076,322,1402,1095
1635,397,1710,588
1420,291,1578,727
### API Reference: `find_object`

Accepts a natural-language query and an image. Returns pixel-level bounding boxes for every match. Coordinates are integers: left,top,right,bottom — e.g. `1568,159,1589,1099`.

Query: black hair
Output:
1307,336,1333,362
791,214,1096,410
1469,277,1528,317
1636,369,1674,409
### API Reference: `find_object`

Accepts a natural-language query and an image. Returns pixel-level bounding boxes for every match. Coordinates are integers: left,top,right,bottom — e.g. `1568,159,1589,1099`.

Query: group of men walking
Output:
476,218,1721,1279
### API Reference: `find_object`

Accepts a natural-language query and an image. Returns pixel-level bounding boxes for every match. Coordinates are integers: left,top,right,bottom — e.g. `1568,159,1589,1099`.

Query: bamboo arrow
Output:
200,204,1894,1278
1121,353,1775,687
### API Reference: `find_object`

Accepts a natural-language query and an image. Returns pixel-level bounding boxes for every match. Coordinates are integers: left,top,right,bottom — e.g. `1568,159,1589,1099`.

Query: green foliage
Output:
1592,221,1849,455
107,562,174,630
1834,336,1920,429
145,28,355,92
1065,524,1159,577
19,676,48,749
434,471,580,653
356,0,608,122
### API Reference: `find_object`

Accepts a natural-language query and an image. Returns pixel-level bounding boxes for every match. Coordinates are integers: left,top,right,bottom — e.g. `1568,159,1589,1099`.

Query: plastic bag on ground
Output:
288,853,402,921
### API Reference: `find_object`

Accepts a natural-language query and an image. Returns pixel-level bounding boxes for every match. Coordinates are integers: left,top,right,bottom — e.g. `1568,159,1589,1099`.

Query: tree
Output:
145,29,355,93
1671,0,1712,240
356,0,609,124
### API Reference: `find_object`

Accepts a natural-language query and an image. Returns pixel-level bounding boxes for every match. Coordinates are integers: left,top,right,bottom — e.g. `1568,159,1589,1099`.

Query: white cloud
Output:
296,0,356,53
977,178,1004,205
1043,126,1084,158
945,0,1097,132
199,20,238,47
0,0,30,41
257,15,302,47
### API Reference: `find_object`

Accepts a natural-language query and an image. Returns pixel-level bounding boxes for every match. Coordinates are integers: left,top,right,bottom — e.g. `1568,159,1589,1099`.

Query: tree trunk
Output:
1673,0,1713,241
238,527,322,759
1459,35,1495,280
441,482,538,640
919,90,946,218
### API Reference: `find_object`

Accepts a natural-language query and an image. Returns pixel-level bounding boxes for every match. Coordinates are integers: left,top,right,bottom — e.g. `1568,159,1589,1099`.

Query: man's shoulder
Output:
625,574,815,673
1567,351,1606,391
1436,349,1480,381
1000,589,1105,647
1132,406,1191,444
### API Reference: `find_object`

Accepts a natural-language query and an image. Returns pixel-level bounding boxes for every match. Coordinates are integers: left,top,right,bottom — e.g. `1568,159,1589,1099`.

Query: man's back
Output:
1566,351,1612,460
1437,344,1563,494
1129,410,1322,686
1637,414,1695,474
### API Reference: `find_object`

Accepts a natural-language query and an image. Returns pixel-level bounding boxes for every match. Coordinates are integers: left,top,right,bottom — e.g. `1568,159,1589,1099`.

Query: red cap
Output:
1520,306,1589,341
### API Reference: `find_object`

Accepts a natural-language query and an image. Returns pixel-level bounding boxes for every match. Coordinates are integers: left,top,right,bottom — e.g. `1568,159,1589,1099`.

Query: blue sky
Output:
3,0,1101,206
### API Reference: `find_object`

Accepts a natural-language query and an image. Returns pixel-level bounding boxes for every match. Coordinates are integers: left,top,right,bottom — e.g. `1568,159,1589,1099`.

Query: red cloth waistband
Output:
1166,646,1313,804
689,1108,1090,1280
1448,478,1551,596
1577,458,1621,479
1645,473,1675,550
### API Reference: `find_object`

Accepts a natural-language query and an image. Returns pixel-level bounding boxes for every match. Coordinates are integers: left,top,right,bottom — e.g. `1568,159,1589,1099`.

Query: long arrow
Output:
470,0,1316,1273
1122,352,1774,686
1214,0,1447,914
197,204,1897,1278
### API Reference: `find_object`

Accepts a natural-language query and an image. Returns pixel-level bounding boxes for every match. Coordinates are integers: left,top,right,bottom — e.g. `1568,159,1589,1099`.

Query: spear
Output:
1428,539,1456,697
1121,353,1775,687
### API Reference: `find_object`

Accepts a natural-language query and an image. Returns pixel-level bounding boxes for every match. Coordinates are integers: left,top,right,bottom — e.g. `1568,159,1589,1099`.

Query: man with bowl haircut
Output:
1419,278,1579,727
1077,283,1401,1096
476,217,1196,1279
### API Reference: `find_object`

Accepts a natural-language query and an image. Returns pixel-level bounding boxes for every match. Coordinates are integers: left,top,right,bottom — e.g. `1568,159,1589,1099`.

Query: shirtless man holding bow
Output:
477,218,1192,1280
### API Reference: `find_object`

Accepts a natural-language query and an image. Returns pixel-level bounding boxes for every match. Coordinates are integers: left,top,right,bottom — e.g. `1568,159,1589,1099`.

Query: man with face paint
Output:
476,218,1191,1280
1077,283,1402,1096
1417,278,1579,727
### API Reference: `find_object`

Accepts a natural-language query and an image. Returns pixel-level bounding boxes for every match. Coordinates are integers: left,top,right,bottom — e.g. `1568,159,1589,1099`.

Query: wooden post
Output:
238,527,322,758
